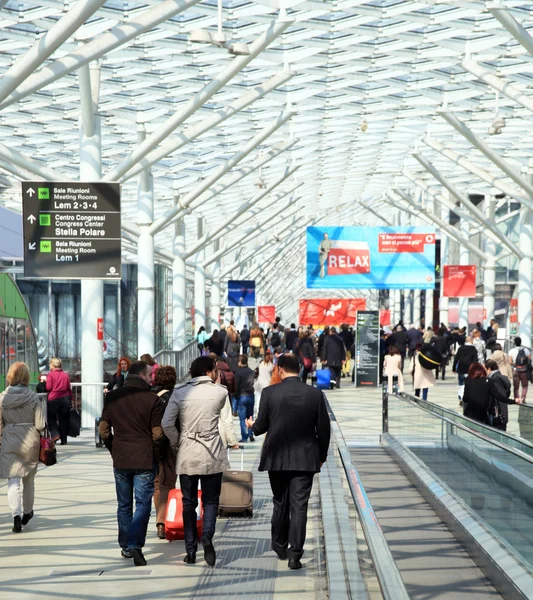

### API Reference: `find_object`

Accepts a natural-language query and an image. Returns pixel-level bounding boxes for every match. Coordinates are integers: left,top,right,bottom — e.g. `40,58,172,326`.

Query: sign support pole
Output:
80,73,104,429
458,218,470,329
172,194,187,351
194,217,206,332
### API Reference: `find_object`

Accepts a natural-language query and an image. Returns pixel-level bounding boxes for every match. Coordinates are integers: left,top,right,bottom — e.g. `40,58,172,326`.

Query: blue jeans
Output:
231,394,237,414
237,395,254,441
458,373,466,386
179,472,223,554
114,468,155,550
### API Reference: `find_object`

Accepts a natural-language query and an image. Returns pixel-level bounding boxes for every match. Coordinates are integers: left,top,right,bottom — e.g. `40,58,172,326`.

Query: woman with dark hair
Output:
205,330,224,357
411,343,435,400
105,356,132,393
294,330,316,384
463,363,489,424
151,365,177,539
224,326,241,373
317,326,330,359
197,326,208,355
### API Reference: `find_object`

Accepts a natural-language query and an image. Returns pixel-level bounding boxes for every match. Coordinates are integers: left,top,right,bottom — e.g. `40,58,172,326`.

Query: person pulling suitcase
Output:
162,356,239,567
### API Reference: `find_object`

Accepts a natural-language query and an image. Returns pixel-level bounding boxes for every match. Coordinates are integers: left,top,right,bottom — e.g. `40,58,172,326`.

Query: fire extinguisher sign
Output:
306,226,436,290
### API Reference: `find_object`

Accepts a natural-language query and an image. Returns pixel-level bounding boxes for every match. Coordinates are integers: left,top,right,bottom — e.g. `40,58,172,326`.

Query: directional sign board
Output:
22,182,121,279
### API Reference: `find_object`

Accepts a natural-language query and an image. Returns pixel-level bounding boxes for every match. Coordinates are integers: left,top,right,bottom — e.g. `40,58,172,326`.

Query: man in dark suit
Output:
246,354,330,570
322,326,346,388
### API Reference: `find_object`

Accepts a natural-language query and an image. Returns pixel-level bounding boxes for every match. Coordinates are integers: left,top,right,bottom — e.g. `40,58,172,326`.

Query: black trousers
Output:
268,471,315,560
328,366,342,388
47,396,70,443
179,472,222,555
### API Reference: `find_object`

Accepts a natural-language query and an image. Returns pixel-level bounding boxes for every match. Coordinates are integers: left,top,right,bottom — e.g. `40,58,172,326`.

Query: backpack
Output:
270,330,281,347
515,348,529,371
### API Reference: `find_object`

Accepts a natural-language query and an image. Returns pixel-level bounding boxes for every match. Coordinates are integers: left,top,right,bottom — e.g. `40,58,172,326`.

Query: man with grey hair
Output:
452,337,478,406
318,232,332,278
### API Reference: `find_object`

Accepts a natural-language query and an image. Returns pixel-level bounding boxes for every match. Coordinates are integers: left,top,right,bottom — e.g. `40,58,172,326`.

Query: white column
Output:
194,218,206,332
413,289,421,328
484,196,497,329
403,290,413,326
137,125,155,356
458,218,470,329
80,116,103,429
172,215,186,350
210,259,221,332
518,207,533,343
394,290,401,327
439,204,449,326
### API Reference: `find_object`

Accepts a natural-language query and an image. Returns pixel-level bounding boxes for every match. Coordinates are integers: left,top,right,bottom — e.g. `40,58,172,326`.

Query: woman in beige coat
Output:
0,362,45,533
383,345,404,393
410,345,436,401
490,343,513,380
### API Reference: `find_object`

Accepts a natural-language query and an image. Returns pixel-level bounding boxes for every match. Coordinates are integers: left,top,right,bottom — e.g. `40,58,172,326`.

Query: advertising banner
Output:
442,265,476,297
379,309,391,327
355,310,380,387
306,226,436,290
228,280,256,307
299,298,366,326
257,305,276,323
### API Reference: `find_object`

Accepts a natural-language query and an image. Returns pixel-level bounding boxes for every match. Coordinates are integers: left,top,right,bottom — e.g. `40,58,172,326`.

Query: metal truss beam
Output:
0,0,107,104
440,111,533,199
0,0,204,110
423,136,533,209
188,171,301,259
413,153,523,259
360,201,394,226
149,110,295,235
0,143,66,181
105,18,293,182
461,58,533,114
488,5,533,59
388,191,490,262
122,70,295,183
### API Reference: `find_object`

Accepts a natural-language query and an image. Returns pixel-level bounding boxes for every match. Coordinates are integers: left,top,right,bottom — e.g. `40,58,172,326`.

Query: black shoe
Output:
249,434,255,442
238,439,247,443
288,558,302,570
183,553,196,564
21,511,33,526
201,534,216,567
232,412,238,417
12,516,22,533
130,548,147,566
121,548,132,559
275,551,287,560
156,524,166,539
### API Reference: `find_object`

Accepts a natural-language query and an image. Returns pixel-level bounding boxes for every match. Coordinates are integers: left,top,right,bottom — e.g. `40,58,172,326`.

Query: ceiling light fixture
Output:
488,91,505,135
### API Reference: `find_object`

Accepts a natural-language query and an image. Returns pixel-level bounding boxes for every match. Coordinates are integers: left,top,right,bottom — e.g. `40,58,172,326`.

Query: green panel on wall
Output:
0,275,5,317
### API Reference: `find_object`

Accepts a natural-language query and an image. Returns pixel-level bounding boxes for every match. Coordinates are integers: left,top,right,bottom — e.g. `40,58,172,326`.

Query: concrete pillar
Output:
458,218,470,330
403,290,413,326
137,125,155,356
413,289,421,328
172,214,186,350
393,290,401,327
80,116,103,429
484,196,497,329
518,207,533,343
194,218,206,333
439,204,449,326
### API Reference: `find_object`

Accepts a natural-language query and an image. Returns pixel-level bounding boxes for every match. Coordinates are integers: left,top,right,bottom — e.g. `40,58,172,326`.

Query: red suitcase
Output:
164,489,204,541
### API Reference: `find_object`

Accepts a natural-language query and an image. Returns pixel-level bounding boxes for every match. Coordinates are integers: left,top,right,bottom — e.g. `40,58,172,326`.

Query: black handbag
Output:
487,397,507,430
68,407,81,437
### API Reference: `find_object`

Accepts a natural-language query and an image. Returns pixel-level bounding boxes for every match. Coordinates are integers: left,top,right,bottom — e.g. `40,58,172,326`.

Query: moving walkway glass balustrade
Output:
388,394,533,573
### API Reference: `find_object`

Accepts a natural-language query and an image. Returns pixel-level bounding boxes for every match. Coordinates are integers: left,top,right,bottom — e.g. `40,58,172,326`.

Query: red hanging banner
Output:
97,318,104,341
442,265,476,298
299,298,367,326
257,305,276,323
379,309,391,326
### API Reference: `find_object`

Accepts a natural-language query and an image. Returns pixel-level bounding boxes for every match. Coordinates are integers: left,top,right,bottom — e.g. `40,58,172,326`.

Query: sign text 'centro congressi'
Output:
306,226,436,290
22,182,121,279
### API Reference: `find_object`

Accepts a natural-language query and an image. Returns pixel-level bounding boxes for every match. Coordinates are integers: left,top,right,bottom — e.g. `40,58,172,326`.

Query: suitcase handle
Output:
227,445,245,471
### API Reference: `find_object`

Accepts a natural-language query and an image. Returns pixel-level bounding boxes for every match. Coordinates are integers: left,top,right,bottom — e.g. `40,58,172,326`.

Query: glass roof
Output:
1,0,533,316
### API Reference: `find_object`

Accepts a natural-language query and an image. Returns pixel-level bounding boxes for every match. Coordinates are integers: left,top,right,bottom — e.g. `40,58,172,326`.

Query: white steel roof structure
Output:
1,0,533,323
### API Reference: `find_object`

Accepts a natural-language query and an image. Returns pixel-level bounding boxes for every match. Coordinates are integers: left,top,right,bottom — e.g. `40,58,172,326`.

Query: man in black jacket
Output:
452,337,478,405
246,354,330,570
322,327,346,388
240,325,250,355
485,359,521,430
234,355,256,442
99,361,163,566
285,324,298,353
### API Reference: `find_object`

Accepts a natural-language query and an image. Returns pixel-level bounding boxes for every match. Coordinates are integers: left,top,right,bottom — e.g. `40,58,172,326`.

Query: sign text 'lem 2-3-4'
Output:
22,182,121,279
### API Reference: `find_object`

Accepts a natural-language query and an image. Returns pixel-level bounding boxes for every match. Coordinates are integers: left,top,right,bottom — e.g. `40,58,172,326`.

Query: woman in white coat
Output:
0,362,45,533
411,344,436,400
383,345,404,393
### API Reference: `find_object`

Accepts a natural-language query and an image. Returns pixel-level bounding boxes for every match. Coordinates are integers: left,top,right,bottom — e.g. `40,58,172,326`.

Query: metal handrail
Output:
403,392,533,452
154,340,198,382
325,397,410,600
387,391,533,467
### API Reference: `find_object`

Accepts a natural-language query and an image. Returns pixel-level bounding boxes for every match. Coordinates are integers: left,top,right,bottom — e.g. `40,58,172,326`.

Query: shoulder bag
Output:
39,426,57,466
